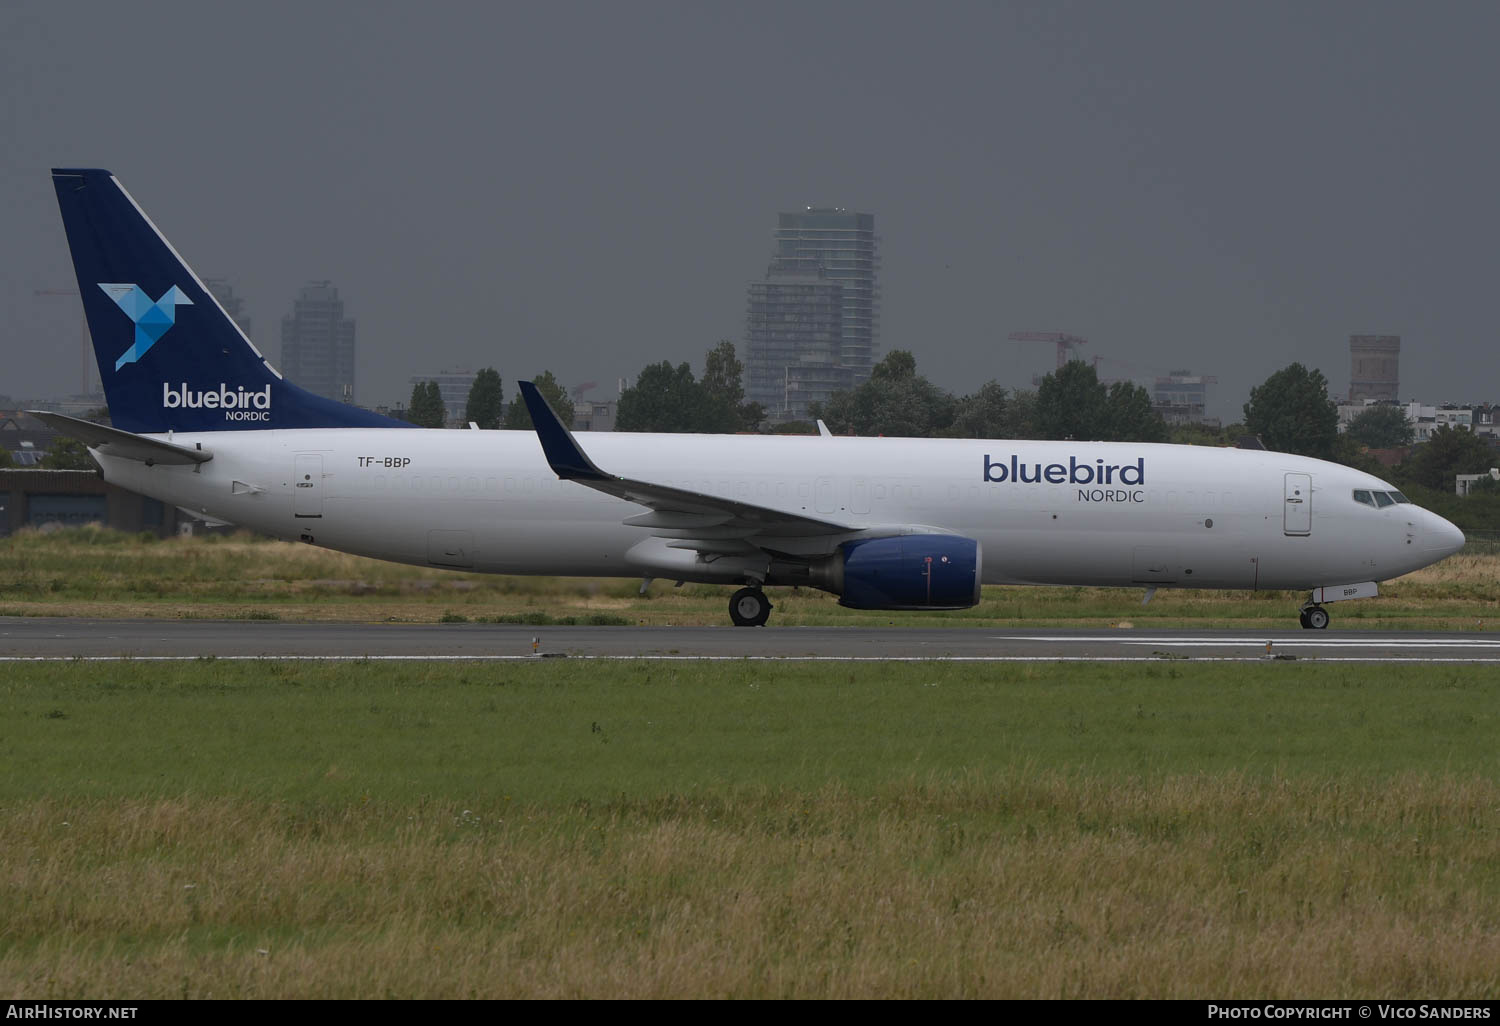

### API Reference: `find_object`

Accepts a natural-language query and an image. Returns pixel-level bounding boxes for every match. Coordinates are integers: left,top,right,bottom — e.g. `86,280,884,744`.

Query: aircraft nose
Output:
1425,511,1466,557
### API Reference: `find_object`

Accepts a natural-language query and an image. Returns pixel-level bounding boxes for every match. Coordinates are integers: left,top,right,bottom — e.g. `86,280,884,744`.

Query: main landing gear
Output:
729,587,772,627
1299,604,1330,630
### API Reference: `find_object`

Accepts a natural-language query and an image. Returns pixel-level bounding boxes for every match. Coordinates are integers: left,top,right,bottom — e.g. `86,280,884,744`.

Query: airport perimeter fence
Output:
1463,530,1500,554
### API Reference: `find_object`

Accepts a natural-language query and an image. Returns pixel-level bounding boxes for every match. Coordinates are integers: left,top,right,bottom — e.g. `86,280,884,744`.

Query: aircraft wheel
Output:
729,587,772,627
1298,610,1310,629
1305,606,1330,630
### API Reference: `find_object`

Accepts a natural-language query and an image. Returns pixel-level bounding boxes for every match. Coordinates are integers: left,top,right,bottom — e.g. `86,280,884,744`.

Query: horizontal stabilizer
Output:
28,411,213,466
178,507,235,528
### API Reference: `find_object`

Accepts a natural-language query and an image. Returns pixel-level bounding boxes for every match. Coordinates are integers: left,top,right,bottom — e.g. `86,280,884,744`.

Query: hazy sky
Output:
4,0,1497,421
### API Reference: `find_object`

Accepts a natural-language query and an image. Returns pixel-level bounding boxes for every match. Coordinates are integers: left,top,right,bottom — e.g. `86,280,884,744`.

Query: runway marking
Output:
1006,636,1500,648
6,654,1500,664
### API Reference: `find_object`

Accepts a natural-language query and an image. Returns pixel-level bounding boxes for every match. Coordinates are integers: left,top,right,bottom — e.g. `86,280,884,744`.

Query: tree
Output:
40,436,94,469
1099,381,1168,443
947,381,1012,438
503,370,575,430
464,368,504,429
811,350,956,437
1033,363,1166,442
1346,405,1413,449
407,380,446,428
1398,425,1496,491
1034,361,1108,440
701,340,763,431
617,343,771,434
1004,390,1038,440
617,362,720,433
1328,433,1388,478
0,447,14,468
871,349,917,382
1242,363,1338,457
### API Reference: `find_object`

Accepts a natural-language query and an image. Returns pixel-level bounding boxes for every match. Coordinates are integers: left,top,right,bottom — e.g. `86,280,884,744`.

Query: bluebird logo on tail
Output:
97,283,193,371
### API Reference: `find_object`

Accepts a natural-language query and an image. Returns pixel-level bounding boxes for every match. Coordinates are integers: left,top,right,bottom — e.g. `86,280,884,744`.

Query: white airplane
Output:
38,168,1465,629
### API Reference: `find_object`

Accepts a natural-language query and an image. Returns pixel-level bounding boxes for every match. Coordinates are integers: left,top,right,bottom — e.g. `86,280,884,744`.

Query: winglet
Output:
518,380,608,481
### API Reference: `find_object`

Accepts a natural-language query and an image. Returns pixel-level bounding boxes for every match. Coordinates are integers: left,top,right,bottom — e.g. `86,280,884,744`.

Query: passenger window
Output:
1352,490,1374,507
1372,491,1395,508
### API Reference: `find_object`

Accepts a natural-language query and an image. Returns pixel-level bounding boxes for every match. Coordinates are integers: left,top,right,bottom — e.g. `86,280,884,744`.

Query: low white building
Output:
1336,400,1473,443
1457,468,1500,496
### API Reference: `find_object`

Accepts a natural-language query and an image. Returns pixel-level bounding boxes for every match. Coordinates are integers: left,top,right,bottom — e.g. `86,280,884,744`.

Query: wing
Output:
518,381,852,557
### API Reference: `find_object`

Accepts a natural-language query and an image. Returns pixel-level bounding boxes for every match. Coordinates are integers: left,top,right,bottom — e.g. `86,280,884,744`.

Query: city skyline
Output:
280,281,357,405
5,2,1498,423
745,206,881,422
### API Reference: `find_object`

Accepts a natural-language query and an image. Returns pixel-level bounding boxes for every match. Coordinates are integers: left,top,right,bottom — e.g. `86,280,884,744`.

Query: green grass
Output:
2,660,1499,998
3,660,1500,997
3,660,1498,802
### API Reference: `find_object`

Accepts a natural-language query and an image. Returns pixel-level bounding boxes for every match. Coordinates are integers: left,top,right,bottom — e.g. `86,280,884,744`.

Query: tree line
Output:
403,369,574,430
572,342,1171,443
808,351,1168,442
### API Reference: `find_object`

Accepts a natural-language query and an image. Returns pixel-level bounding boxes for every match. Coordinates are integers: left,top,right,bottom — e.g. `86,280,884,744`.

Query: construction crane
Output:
34,289,94,395
1007,331,1089,369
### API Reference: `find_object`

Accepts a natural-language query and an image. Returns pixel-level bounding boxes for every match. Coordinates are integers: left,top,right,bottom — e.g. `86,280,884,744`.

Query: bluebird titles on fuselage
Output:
983,454,1145,486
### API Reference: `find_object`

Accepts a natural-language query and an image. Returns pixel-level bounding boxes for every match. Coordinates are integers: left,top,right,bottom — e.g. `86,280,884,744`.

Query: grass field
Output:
2,659,1498,998
2,526,1498,629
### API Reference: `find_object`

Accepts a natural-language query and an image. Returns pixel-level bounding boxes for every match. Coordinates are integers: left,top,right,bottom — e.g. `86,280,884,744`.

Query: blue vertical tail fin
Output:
51,168,402,433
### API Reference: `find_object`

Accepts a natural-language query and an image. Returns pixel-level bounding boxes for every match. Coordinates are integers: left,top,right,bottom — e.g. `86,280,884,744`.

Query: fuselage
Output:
98,428,1465,592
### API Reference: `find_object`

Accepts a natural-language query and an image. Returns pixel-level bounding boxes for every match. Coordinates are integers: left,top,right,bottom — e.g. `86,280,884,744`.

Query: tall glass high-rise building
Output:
772,208,879,381
745,208,878,421
745,266,845,421
280,281,357,404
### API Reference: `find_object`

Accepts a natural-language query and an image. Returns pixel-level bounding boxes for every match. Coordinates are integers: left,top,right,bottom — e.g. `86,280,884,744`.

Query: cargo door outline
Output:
1284,473,1311,536
293,454,323,518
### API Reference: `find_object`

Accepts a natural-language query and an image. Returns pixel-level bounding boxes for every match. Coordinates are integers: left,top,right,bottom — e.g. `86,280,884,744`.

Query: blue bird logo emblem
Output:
97,283,194,370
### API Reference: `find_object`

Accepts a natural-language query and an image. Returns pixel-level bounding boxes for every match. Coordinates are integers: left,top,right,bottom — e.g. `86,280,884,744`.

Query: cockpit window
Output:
1372,491,1395,508
1352,490,1375,507
1390,491,1410,503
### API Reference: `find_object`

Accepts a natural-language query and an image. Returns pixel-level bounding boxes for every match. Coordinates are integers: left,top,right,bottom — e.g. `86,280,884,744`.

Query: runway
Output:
4,616,1500,662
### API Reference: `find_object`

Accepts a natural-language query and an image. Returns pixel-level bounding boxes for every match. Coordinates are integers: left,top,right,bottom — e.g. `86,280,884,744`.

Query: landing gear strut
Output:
729,587,772,627
1299,604,1330,630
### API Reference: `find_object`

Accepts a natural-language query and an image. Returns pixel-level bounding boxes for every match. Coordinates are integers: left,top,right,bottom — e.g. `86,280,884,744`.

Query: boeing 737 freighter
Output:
38,168,1465,628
